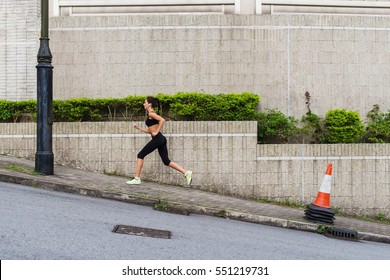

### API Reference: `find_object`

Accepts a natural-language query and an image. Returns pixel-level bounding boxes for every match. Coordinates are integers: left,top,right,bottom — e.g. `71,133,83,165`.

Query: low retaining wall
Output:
0,121,389,218
257,144,390,218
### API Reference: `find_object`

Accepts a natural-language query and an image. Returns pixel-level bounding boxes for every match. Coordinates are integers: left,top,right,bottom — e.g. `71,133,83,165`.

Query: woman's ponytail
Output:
156,98,161,114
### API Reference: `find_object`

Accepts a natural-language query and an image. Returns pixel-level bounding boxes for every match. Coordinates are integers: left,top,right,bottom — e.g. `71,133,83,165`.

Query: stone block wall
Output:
1,121,389,218
4,1,390,119
257,144,390,218
48,13,390,119
0,121,258,194
0,0,40,100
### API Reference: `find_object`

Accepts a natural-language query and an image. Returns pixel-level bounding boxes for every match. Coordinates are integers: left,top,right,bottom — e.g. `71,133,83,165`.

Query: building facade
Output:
2,1,390,118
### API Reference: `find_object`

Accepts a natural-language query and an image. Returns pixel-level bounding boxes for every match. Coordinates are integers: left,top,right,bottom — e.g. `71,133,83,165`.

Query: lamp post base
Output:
35,151,54,175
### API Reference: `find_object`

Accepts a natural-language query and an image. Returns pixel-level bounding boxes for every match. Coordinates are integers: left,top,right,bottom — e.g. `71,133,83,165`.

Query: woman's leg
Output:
156,135,186,174
160,145,192,185
135,158,144,177
168,161,185,174
127,137,159,184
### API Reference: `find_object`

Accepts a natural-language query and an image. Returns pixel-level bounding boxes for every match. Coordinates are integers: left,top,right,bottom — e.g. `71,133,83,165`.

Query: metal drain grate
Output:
112,225,171,239
326,227,358,240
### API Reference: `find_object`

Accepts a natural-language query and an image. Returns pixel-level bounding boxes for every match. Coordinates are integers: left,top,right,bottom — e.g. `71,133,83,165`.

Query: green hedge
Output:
1,94,390,143
0,93,259,123
0,100,37,122
157,92,259,121
52,96,146,122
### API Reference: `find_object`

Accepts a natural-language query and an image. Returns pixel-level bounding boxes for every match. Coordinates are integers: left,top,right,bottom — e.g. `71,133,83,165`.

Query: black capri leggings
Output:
137,132,171,166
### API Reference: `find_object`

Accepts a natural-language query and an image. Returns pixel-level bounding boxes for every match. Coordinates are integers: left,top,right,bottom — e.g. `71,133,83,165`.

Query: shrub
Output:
256,109,299,144
12,100,37,122
322,109,365,143
215,92,259,121
364,106,390,143
157,92,259,121
53,98,104,122
294,112,324,144
0,100,12,121
0,100,36,122
52,96,147,122
121,96,146,118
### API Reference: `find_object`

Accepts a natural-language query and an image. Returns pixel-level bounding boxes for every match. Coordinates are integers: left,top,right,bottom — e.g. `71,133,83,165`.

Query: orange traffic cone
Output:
304,164,336,224
313,163,332,208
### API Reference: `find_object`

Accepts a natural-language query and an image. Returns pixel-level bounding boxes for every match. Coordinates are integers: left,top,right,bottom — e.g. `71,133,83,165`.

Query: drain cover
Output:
112,225,171,239
325,227,358,240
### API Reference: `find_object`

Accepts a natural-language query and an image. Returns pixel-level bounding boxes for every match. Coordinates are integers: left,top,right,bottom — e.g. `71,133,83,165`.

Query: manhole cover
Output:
112,225,171,239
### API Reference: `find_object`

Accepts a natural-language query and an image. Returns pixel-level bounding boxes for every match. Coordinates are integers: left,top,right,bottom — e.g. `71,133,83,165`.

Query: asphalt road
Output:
1,182,390,260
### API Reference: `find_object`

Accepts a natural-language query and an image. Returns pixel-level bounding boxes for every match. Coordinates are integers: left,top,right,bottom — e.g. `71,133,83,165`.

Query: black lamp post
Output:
35,0,54,175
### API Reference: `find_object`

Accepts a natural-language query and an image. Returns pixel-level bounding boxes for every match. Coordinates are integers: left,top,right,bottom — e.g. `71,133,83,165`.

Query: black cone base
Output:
304,203,336,224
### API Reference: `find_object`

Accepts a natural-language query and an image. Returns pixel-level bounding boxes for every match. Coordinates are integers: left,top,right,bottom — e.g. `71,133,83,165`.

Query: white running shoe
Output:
126,177,141,185
185,171,192,185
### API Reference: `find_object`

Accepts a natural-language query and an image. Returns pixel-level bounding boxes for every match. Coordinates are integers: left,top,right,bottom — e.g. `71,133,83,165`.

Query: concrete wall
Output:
0,0,40,100
48,13,390,119
2,0,390,119
257,143,390,218
1,121,389,218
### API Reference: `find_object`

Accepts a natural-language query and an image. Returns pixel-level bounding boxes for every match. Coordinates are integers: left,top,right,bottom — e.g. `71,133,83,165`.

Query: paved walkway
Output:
1,155,389,244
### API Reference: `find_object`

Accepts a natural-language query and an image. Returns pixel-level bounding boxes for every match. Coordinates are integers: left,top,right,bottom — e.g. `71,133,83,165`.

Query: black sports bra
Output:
145,117,159,127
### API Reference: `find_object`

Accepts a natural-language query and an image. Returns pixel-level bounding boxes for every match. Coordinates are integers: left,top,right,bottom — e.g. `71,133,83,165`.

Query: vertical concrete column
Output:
235,0,256,14
50,0,59,17
256,0,263,14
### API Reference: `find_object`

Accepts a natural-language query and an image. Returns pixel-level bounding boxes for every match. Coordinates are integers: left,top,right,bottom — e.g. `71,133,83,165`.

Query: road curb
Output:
358,231,390,244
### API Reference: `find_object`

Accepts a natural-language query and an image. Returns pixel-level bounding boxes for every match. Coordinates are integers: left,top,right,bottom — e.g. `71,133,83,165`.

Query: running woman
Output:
126,96,192,185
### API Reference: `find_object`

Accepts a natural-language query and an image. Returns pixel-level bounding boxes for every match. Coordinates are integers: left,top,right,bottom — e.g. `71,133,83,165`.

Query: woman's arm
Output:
133,123,150,134
148,112,165,136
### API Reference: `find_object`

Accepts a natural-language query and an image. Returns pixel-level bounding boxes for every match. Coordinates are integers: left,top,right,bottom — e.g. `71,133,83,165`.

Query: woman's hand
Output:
133,123,151,134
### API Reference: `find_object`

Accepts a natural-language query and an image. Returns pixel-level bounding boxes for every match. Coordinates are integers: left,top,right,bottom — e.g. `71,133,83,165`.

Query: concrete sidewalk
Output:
1,155,389,244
